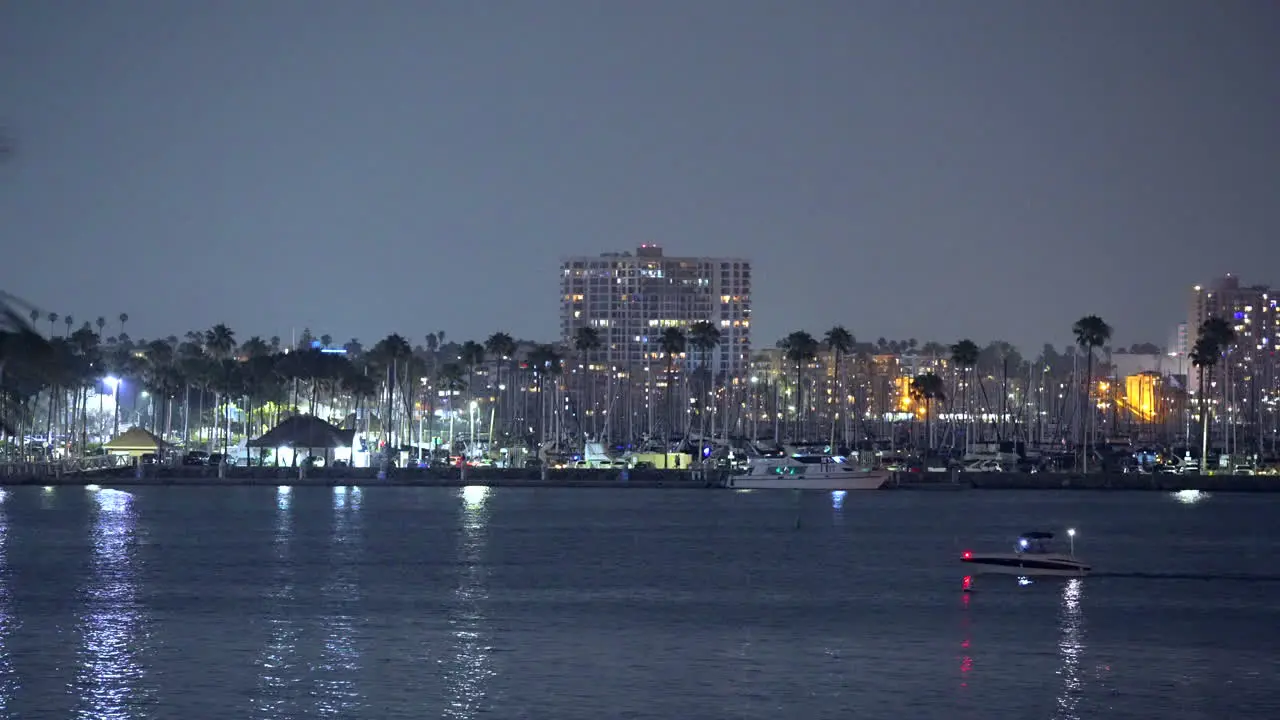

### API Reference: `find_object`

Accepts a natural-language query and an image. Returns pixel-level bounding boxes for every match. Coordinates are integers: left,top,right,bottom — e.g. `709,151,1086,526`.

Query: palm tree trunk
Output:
1200,366,1211,473
1083,351,1094,473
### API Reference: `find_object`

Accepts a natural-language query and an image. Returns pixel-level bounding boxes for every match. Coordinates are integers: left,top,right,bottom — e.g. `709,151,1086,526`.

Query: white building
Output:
559,244,751,376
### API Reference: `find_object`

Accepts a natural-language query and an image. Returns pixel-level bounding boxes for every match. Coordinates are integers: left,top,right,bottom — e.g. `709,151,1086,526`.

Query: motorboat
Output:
960,531,1090,577
726,454,889,490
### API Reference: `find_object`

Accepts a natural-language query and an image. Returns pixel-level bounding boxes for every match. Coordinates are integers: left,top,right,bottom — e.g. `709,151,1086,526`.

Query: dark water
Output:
0,485,1276,719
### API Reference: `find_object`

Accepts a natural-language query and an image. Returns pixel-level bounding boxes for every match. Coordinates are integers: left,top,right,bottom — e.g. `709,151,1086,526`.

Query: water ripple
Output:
1054,578,1085,720
443,486,495,719
0,491,14,713
252,485,301,719
313,486,363,717
74,488,148,719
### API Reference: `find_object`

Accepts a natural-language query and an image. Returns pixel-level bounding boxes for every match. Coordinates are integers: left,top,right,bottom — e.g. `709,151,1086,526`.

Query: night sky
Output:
3,1,1278,351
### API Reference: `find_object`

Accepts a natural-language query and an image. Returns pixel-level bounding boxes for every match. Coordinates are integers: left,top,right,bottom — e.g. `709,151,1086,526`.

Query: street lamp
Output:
749,376,759,442
1067,527,1076,557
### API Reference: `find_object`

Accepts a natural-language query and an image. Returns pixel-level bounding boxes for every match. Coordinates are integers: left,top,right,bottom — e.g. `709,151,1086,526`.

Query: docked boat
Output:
960,531,1090,577
726,454,889,490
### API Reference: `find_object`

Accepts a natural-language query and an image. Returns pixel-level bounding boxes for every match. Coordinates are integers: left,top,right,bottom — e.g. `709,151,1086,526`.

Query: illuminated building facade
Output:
1189,274,1276,358
1188,274,1280,454
559,245,751,376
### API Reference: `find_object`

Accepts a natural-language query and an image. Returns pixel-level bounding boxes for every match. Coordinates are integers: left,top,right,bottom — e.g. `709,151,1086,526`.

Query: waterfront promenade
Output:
1,462,1278,491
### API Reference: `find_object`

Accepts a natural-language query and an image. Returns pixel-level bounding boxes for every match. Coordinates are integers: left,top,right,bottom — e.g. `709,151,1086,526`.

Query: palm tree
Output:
438,362,468,452
526,344,563,449
460,340,485,398
910,372,946,451
780,330,819,441
1072,315,1113,472
63,315,73,337
1,292,55,444
571,327,602,438
118,313,129,338
658,327,687,438
950,339,980,451
824,326,854,448
240,336,271,359
369,333,413,458
203,323,237,455
1190,316,1236,473
485,331,517,440
685,321,720,447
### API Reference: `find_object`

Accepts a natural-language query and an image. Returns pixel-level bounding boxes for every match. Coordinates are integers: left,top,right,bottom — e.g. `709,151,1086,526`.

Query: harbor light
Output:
1067,528,1076,556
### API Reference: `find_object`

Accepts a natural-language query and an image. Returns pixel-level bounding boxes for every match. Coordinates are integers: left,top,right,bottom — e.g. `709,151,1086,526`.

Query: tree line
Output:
0,298,1252,466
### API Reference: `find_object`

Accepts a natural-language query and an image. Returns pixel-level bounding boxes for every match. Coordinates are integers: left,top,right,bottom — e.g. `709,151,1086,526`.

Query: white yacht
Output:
960,531,1090,577
726,454,889,490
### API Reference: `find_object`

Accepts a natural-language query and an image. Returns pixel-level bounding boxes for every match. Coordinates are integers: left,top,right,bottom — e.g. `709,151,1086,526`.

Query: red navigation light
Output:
962,551,972,560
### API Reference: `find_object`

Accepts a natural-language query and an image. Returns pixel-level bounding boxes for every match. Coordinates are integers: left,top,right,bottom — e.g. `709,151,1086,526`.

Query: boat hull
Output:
962,554,1090,577
728,473,888,490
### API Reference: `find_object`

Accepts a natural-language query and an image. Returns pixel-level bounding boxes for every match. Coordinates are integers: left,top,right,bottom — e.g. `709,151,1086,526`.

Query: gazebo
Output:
102,427,169,457
248,415,355,466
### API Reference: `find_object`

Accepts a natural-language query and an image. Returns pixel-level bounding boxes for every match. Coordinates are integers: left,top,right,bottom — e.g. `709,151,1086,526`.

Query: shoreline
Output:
0,466,1276,491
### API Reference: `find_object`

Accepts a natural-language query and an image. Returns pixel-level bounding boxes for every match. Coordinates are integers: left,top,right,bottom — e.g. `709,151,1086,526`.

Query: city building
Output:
1186,274,1280,456
559,244,751,376
1189,274,1276,355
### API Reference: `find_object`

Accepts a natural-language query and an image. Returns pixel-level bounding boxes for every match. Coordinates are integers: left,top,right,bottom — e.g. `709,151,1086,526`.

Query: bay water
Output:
0,485,1275,719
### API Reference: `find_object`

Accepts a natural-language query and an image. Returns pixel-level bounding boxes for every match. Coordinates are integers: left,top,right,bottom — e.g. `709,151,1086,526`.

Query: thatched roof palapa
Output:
248,415,355,449
103,427,170,453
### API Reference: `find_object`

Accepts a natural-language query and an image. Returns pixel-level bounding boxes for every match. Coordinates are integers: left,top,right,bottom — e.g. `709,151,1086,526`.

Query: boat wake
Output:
1091,571,1280,583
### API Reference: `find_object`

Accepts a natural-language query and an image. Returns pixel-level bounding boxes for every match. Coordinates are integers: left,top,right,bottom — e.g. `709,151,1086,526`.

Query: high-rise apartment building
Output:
1169,323,1189,358
1189,274,1277,356
560,244,751,376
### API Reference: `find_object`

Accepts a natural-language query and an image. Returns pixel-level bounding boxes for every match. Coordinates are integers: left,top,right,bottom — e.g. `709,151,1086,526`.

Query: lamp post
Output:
1067,527,1076,557
750,376,759,443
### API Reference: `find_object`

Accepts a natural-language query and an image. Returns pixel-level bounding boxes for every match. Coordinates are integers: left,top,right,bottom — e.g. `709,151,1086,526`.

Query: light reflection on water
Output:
958,592,972,689
1054,578,1085,720
830,490,846,511
444,485,495,718
75,489,146,720
253,485,300,718
315,485,362,717
0,491,14,713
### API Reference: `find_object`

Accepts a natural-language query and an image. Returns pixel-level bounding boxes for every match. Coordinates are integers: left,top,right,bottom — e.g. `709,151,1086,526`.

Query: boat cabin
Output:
1016,531,1056,554
744,454,857,476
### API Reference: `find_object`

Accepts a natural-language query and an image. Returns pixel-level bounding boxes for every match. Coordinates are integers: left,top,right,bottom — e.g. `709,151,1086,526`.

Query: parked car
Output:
183,451,210,465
